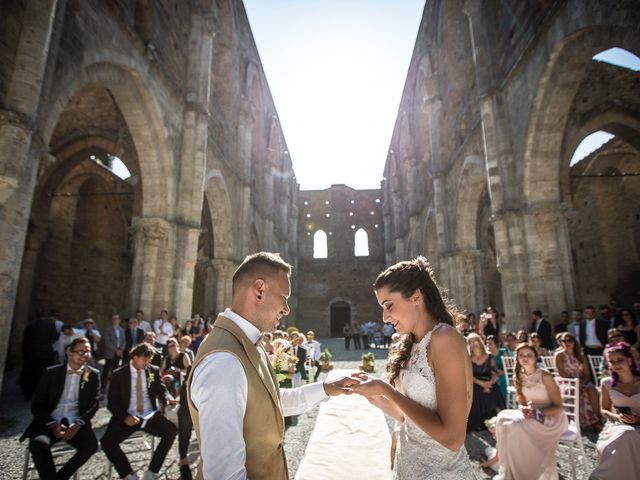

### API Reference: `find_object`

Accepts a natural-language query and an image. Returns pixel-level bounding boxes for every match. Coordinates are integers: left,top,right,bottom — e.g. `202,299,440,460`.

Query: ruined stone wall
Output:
296,185,385,336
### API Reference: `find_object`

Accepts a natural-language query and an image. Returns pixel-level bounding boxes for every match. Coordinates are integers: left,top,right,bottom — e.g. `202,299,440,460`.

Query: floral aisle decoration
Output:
360,351,376,372
319,348,334,371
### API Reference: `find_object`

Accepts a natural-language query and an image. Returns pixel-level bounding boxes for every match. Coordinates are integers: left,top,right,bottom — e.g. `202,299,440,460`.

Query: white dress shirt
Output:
51,367,82,423
153,320,174,345
584,319,602,347
190,309,328,480
128,363,154,417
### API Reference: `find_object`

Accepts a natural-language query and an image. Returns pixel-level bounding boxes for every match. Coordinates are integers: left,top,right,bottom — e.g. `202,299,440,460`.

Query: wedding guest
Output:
161,338,191,397
153,309,173,356
554,310,570,335
352,322,362,350
530,332,549,357
555,332,603,431
494,343,567,479
304,330,322,382
290,332,308,387
19,312,59,399
382,321,395,347
186,251,356,479
618,308,639,347
466,312,478,333
142,331,162,369
82,319,101,362
57,324,83,361
567,309,583,340
101,342,177,480
179,335,195,363
168,315,180,340
190,315,205,354
487,335,508,400
467,333,505,431
135,310,152,334
181,319,194,338
482,307,500,339
101,314,126,392
350,256,477,478
505,332,517,357
360,322,370,349
591,342,640,480
516,330,529,344
342,323,353,350
580,305,608,356
20,338,100,479
123,317,144,364
530,310,554,351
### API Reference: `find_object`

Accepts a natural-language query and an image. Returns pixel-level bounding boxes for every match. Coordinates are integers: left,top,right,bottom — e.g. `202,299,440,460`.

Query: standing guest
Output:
186,252,356,479
580,305,608,356
101,343,177,480
102,314,126,392
153,309,173,356
342,323,353,350
19,312,59,399
382,321,395,347
493,343,567,480
487,335,508,400
82,319,101,362
618,308,639,347
352,322,362,350
554,310,570,336
124,317,145,364
360,322,370,350
305,330,322,382
20,338,100,480
467,333,505,431
466,312,478,333
555,332,603,431
567,309,583,341
180,319,194,338
168,315,180,340
599,304,622,329
142,332,162,368
290,332,308,387
591,342,640,480
161,338,191,398
136,310,152,334
179,335,195,363
482,307,500,339
190,315,205,354
530,310,554,351
57,324,83,361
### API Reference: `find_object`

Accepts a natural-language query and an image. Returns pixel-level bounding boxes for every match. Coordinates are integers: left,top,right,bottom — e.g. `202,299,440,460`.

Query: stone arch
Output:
327,297,355,337
523,26,640,206
422,208,439,271
203,170,234,259
454,156,487,250
41,60,175,218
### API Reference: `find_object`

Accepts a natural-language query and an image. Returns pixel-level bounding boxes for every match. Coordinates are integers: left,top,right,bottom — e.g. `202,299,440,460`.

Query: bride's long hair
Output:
376,256,463,386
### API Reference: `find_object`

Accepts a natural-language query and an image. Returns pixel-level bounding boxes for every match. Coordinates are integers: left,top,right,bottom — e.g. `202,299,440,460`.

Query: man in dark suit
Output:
123,317,145,364
101,342,177,480
290,332,308,386
530,310,554,351
19,312,59,399
20,337,100,479
579,305,609,356
102,314,126,391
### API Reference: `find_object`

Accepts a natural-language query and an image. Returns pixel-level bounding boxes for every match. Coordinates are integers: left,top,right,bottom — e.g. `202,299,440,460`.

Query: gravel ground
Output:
1,338,599,479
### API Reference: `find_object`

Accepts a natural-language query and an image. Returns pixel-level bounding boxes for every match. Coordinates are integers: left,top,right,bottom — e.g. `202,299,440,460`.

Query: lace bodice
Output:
394,323,477,480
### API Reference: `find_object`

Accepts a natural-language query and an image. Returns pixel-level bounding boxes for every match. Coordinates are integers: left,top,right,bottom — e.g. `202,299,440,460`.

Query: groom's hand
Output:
323,376,361,396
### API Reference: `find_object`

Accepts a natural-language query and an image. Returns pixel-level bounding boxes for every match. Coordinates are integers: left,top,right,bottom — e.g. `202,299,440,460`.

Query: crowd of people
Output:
15,266,640,479
454,303,640,479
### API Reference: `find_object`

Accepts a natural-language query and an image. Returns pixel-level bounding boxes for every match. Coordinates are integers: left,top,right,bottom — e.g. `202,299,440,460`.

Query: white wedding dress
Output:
393,323,478,479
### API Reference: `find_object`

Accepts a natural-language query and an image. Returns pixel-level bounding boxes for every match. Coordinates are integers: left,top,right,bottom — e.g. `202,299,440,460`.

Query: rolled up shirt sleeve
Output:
191,352,248,480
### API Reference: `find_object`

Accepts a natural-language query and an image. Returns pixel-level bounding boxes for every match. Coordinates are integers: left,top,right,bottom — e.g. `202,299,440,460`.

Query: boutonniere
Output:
147,372,155,384
80,368,90,389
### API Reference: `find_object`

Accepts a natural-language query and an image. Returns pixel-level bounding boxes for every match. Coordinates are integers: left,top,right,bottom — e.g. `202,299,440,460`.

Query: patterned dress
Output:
393,323,477,480
560,354,600,428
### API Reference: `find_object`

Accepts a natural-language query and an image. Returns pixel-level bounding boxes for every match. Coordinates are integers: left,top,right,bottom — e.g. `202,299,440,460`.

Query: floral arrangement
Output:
319,348,333,363
270,339,296,382
360,351,376,372
361,351,376,363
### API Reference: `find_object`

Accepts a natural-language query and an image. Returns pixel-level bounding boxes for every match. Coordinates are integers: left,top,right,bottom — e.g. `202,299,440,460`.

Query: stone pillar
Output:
212,259,236,311
237,108,255,255
432,174,447,255
130,218,170,316
0,0,60,390
172,225,201,321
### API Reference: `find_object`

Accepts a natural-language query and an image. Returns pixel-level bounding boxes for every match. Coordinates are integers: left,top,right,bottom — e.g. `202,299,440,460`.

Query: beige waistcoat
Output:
186,315,287,480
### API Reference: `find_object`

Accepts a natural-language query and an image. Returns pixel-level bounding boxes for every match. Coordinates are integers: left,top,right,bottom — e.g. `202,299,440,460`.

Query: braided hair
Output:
513,343,538,396
377,256,463,386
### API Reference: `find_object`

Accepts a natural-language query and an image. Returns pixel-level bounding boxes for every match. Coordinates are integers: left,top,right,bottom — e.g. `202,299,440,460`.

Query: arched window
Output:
354,228,369,257
592,48,640,72
570,131,615,166
313,230,328,258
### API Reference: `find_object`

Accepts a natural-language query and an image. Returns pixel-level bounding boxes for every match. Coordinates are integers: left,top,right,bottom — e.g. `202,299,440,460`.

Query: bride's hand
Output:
350,377,393,398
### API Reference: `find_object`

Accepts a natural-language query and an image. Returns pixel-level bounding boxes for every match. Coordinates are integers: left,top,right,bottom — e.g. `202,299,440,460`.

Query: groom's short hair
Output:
232,252,293,294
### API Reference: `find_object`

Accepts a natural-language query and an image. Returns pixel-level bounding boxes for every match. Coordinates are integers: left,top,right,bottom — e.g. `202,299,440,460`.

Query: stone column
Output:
237,108,255,255
0,0,60,389
172,225,201,321
212,259,237,311
130,218,170,316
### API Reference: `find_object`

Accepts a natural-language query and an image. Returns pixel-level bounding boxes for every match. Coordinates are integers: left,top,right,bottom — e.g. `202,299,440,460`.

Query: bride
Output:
351,257,477,479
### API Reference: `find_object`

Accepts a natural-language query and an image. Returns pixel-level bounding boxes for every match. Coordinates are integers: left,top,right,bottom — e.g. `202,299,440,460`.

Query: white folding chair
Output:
554,377,589,480
541,355,558,375
588,355,605,389
502,355,517,409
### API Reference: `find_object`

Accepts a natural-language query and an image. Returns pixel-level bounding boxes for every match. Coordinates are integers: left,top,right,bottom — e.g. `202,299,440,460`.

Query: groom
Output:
186,252,357,479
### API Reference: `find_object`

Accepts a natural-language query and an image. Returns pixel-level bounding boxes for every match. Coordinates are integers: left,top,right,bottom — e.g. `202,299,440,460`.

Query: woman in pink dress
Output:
554,332,603,430
494,343,568,480
591,342,640,480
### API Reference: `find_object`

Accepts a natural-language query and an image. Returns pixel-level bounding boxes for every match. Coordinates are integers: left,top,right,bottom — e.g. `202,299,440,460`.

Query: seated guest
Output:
142,331,162,368
467,333,505,431
57,324,83,361
494,343,567,479
516,330,529,344
591,342,640,480
607,328,640,366
124,317,145,364
530,333,549,357
101,343,177,480
555,332,603,431
618,309,640,348
486,335,508,400
20,338,100,480
179,335,195,363
161,338,191,398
